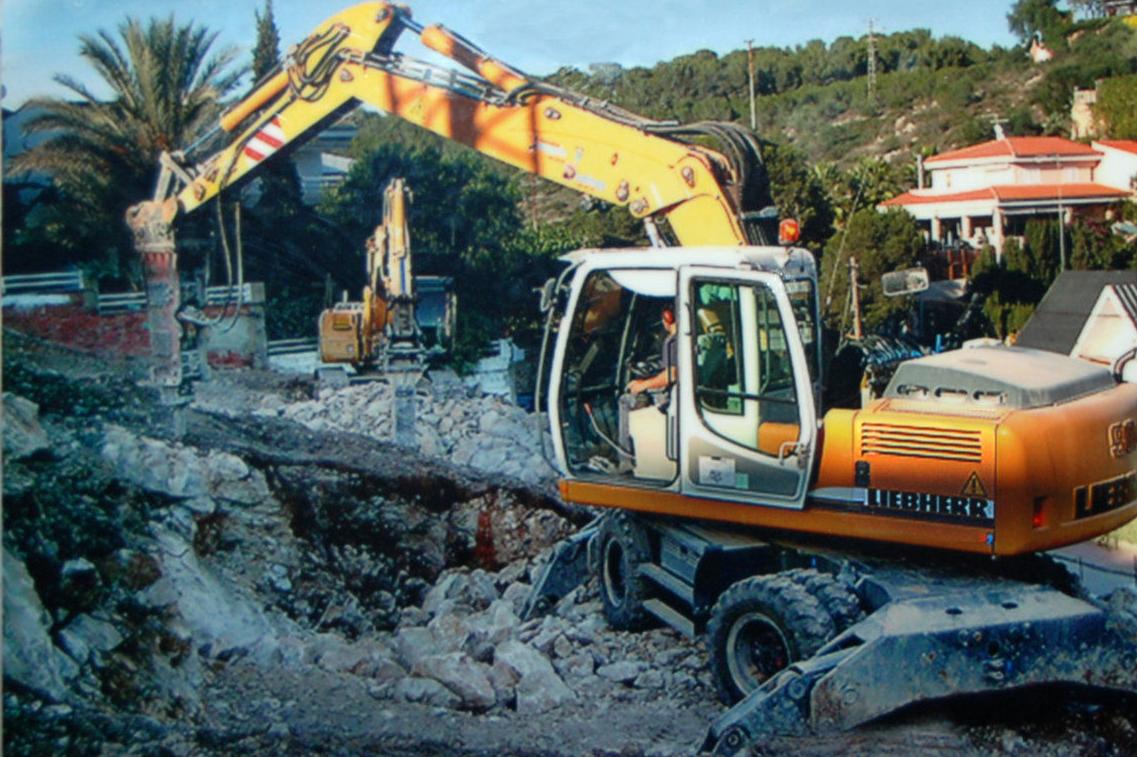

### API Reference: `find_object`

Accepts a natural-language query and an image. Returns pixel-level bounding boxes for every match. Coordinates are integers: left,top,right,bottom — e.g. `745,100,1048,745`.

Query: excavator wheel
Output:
707,573,835,705
597,512,653,630
782,568,864,633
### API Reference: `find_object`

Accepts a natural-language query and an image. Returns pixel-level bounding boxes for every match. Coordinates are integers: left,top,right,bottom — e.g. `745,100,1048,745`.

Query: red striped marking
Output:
257,130,284,149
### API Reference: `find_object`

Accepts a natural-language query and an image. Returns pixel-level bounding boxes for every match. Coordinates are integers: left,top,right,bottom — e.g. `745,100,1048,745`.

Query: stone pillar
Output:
142,249,182,387
931,217,943,244
126,199,182,388
961,216,974,240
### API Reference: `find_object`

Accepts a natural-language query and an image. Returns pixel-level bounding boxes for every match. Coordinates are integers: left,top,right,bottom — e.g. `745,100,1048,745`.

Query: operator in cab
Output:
627,304,678,395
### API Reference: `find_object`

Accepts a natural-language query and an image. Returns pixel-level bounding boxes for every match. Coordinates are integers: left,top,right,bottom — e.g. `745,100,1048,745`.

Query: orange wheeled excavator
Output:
125,4,1137,752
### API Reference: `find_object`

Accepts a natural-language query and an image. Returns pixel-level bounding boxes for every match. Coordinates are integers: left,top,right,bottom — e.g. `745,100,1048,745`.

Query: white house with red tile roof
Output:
1093,140,1137,193
880,136,1135,260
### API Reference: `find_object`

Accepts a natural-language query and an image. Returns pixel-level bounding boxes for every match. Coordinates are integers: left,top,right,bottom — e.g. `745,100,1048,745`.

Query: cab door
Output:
677,267,817,508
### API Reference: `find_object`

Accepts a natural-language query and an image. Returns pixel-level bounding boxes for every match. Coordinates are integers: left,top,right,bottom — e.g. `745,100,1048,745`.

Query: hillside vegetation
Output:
549,19,1137,168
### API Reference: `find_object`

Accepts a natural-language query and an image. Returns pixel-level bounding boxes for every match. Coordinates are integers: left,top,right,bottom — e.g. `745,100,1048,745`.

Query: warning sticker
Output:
699,456,736,488
962,472,988,498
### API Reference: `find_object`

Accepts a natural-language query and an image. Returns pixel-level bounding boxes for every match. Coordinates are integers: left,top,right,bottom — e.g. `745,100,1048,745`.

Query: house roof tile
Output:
1095,139,1137,155
925,136,1100,164
881,183,1130,207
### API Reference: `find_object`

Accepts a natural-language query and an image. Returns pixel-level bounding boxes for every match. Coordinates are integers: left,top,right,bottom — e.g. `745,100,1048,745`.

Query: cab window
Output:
692,278,799,454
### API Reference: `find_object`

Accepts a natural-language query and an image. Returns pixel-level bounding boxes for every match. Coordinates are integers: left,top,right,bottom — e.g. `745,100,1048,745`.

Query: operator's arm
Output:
627,367,675,395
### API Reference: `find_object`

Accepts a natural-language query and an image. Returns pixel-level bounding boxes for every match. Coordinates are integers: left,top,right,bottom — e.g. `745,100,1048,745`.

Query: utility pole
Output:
746,39,756,131
867,19,878,106
1058,183,1067,272
849,258,864,341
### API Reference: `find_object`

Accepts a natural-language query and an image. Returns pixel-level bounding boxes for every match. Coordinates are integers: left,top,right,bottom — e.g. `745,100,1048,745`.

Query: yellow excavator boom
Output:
148,1,768,248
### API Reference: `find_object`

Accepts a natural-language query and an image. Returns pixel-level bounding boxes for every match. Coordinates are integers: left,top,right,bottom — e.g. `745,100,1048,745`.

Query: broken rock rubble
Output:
265,381,557,488
366,565,712,715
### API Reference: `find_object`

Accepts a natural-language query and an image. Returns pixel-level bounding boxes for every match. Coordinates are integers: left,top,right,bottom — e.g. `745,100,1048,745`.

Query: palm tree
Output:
12,16,244,282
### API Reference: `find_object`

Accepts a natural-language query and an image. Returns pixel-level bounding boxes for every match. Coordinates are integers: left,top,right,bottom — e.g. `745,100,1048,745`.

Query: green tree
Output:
1098,74,1137,140
244,0,303,254
819,208,924,333
319,142,554,366
252,0,281,80
1070,218,1137,269
763,142,833,249
1007,0,1072,46
12,16,242,281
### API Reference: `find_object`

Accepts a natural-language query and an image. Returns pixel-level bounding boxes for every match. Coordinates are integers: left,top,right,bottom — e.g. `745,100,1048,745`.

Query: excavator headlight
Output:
778,218,801,245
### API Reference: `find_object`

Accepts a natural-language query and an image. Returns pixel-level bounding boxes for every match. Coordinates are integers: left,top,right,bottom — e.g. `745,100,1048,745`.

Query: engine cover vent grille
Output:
860,423,983,463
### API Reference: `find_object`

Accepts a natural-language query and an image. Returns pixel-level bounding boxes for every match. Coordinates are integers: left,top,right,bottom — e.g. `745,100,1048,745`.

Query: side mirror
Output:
538,278,557,313
881,267,929,297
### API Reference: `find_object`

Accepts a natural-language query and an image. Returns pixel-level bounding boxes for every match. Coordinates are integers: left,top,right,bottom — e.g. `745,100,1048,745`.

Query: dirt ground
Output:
4,331,1137,757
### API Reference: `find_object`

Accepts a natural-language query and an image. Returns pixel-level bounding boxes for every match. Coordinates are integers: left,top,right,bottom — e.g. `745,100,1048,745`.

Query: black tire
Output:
597,512,653,630
783,568,864,633
707,573,835,705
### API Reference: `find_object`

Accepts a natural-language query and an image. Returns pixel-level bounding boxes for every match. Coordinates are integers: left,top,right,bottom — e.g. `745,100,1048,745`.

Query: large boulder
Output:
412,652,496,711
492,639,576,714
393,626,441,669
3,393,50,461
2,548,69,701
393,676,461,708
304,633,404,680
151,527,278,661
57,614,123,666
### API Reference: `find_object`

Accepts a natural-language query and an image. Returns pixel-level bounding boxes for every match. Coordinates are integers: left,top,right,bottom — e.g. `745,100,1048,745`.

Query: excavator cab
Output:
547,247,822,509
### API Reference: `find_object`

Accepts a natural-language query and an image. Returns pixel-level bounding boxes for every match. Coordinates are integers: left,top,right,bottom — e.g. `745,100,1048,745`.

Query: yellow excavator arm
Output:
128,1,778,387
148,1,772,248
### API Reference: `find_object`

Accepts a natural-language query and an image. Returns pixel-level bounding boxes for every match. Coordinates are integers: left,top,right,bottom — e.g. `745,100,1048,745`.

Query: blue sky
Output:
1,0,1021,108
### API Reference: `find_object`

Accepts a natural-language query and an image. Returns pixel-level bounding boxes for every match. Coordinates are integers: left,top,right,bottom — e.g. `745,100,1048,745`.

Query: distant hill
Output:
346,18,1135,234
547,18,1137,169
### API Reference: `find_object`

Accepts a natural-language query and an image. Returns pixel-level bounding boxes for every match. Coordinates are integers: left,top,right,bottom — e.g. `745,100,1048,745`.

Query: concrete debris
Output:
2,393,51,460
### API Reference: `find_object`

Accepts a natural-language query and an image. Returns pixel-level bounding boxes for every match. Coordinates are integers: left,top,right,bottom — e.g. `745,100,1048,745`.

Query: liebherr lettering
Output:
864,489,994,525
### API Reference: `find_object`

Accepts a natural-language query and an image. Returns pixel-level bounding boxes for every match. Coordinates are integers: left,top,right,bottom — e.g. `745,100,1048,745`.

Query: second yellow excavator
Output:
317,176,426,375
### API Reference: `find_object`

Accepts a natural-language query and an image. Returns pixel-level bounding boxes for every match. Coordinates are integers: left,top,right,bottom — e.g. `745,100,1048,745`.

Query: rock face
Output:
3,548,70,702
3,393,50,460
101,424,270,507
3,357,718,754
151,527,283,661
